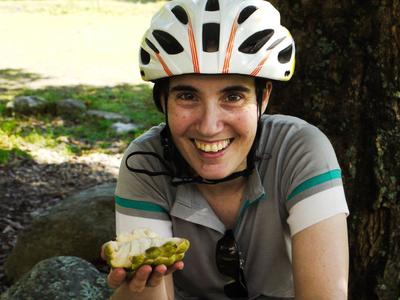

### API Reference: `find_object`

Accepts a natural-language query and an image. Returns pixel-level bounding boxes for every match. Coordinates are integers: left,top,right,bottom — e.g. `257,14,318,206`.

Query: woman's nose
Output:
196,104,223,136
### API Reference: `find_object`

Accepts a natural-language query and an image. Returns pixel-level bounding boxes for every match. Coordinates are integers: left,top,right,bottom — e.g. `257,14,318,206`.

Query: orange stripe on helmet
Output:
250,50,272,77
222,17,239,74
188,21,200,73
155,53,173,77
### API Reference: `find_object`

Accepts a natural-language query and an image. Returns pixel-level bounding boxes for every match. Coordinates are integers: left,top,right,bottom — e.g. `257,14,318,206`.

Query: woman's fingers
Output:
108,268,126,289
106,261,185,291
146,264,168,287
127,262,183,291
100,243,107,261
165,261,184,275
128,265,153,292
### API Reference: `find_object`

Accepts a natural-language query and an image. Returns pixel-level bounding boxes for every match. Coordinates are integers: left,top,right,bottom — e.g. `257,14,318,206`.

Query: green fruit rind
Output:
145,247,162,259
104,228,190,271
176,239,190,253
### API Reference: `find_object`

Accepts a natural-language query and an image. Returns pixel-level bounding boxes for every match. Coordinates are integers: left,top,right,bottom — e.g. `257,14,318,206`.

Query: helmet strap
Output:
126,76,268,185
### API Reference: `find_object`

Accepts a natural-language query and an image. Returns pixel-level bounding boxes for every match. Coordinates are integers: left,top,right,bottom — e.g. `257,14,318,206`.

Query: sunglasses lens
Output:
216,230,248,299
224,280,249,298
216,231,240,276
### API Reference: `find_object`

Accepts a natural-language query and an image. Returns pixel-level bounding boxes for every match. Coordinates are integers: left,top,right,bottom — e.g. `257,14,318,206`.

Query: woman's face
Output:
166,74,270,180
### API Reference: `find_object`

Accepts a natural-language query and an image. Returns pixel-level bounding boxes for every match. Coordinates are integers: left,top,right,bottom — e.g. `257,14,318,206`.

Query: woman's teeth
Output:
194,139,230,153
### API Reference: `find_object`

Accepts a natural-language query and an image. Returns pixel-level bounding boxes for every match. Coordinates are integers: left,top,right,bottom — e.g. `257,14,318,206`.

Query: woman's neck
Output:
195,176,247,200
195,177,247,229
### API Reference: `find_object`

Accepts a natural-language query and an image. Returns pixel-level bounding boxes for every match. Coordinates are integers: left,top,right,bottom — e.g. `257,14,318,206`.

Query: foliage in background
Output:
0,69,163,165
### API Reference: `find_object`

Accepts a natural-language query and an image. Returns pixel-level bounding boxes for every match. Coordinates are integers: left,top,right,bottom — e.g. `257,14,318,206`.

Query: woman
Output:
105,0,349,299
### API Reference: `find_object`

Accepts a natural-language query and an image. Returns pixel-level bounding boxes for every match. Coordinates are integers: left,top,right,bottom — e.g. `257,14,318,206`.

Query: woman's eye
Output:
225,94,243,102
176,93,195,101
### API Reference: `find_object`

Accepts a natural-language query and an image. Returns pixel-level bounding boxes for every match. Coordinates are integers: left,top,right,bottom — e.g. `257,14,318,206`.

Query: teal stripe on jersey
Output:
115,196,167,213
236,193,266,228
287,169,342,201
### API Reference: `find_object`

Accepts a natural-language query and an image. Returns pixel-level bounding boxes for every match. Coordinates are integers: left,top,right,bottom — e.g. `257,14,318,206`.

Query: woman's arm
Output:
292,213,349,300
108,263,182,300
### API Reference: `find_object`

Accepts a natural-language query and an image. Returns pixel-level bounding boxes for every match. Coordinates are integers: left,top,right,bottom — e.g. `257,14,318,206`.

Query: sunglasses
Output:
216,229,249,299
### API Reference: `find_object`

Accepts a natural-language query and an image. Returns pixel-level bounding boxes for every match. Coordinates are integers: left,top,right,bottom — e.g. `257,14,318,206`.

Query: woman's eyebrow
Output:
170,85,198,93
220,85,252,93
170,84,252,94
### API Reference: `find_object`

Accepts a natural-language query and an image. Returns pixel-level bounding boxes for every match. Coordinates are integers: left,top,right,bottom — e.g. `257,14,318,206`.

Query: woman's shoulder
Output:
257,114,336,170
259,114,323,141
260,114,310,128
125,123,165,153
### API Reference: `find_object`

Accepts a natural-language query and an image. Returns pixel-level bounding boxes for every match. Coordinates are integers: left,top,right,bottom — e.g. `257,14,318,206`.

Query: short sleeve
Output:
115,127,173,237
281,124,349,236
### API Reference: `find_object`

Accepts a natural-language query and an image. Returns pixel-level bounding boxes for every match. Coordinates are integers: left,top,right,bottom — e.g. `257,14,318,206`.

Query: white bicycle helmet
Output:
139,0,295,82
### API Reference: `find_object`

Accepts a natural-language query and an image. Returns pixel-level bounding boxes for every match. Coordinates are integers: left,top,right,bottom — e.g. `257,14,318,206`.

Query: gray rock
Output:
8,96,47,115
87,109,130,122
1,256,113,300
111,122,139,134
56,99,87,118
4,183,116,283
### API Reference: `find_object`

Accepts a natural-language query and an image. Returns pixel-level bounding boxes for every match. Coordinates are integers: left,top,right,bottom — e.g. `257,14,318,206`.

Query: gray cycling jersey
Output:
115,114,349,299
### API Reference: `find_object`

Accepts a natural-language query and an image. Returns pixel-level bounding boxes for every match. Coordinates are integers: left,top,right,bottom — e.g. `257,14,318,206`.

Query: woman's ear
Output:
261,81,272,113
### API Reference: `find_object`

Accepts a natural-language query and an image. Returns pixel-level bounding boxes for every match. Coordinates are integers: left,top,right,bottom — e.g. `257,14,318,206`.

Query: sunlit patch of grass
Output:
0,119,19,134
0,69,47,89
0,80,163,164
0,0,166,165
10,84,164,129
0,147,31,164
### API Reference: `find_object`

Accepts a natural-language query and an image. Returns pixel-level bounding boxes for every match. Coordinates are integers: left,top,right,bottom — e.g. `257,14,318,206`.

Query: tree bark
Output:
269,1,400,299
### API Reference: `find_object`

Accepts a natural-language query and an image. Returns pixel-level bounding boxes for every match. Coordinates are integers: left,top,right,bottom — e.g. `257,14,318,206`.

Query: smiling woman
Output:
103,0,350,299
167,74,268,181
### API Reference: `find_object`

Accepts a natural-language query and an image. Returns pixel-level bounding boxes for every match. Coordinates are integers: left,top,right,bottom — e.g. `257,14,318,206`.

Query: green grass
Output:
8,84,163,126
0,70,164,164
0,0,165,165
0,147,31,164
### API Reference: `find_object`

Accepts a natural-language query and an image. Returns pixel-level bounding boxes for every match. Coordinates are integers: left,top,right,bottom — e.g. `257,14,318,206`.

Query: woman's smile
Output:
166,74,269,180
192,138,232,153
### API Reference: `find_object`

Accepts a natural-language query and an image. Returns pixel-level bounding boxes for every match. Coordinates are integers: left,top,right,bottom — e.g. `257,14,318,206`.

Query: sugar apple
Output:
104,228,190,271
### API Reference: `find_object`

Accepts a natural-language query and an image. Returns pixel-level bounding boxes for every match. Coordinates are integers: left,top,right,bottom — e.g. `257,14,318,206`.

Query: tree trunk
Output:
269,1,400,299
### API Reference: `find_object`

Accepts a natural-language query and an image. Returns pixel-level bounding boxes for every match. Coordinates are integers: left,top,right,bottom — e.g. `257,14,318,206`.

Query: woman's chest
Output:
171,199,294,299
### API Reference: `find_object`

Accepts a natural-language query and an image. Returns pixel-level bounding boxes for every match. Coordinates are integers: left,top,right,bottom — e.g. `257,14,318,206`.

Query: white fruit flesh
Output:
104,228,190,270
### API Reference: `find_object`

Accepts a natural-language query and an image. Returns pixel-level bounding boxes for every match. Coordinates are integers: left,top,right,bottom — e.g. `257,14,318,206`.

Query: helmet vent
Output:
171,6,188,25
203,23,220,52
140,70,145,77
205,0,219,11
238,6,258,24
145,38,159,54
153,30,184,55
140,48,151,65
238,29,274,54
278,44,293,63
267,37,285,50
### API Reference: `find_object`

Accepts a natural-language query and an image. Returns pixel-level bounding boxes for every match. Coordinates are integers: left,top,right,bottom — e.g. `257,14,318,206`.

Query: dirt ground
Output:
0,1,162,88
0,152,122,293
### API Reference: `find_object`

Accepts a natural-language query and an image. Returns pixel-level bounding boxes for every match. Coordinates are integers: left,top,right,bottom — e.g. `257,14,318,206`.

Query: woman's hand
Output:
101,243,184,294
107,262,184,292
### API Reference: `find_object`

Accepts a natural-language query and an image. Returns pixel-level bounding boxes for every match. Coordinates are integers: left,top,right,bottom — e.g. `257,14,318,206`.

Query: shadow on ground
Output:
0,69,50,90
0,68,162,159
